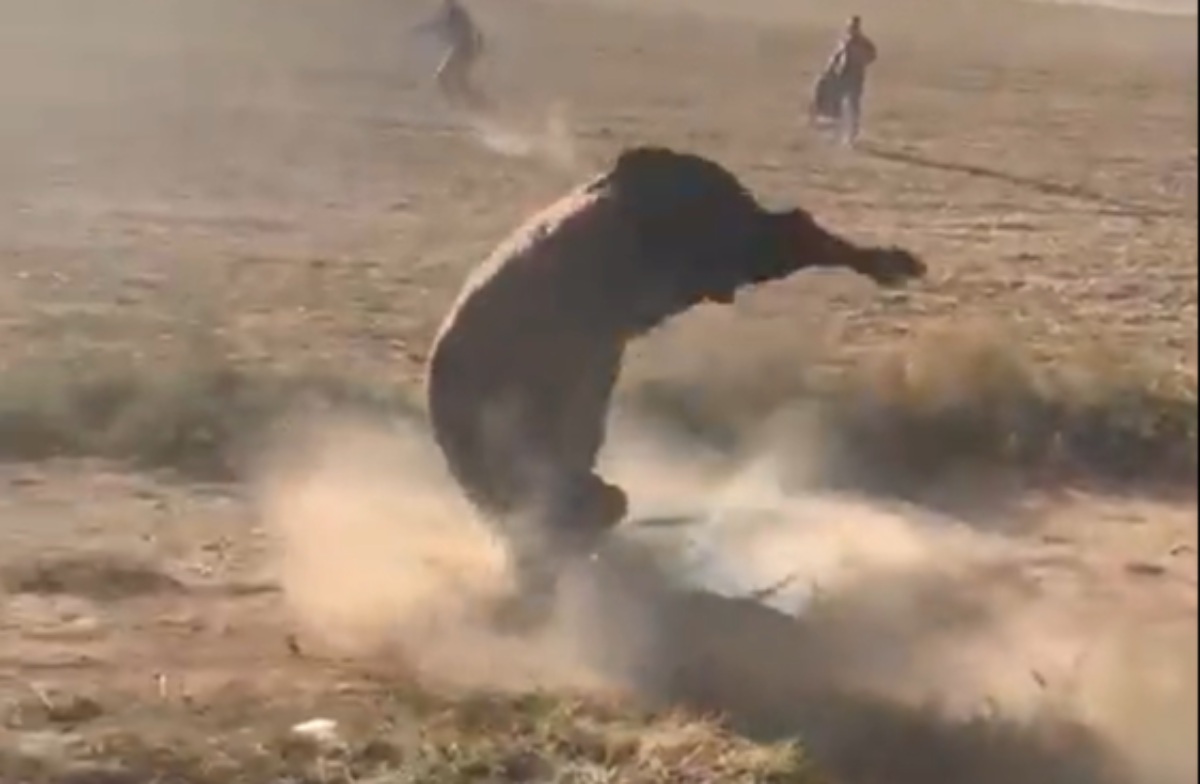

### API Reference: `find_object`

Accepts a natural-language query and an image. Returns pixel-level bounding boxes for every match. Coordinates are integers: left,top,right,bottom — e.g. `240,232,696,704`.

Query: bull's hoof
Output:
485,586,558,636
485,547,607,636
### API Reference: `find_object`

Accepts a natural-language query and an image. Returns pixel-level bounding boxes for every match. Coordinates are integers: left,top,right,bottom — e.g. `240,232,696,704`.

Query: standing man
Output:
813,15,878,146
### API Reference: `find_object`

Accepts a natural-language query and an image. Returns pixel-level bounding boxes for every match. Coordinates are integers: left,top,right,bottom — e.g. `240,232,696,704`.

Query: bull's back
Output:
426,181,633,392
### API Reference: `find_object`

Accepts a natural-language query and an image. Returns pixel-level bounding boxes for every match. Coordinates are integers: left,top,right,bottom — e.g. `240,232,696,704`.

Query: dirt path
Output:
0,460,1194,780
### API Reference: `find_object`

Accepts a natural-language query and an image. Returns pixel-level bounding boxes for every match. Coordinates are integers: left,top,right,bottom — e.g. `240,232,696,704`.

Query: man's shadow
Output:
860,142,1173,219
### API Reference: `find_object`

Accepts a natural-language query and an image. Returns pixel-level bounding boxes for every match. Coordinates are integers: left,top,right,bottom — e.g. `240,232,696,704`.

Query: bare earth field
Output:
0,0,1196,782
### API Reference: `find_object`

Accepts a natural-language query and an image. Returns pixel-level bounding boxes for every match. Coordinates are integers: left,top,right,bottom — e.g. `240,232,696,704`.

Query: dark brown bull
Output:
424,146,926,621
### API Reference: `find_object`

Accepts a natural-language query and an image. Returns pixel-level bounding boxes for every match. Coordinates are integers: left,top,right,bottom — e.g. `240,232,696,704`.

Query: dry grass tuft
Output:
0,351,420,481
0,671,1136,784
0,553,185,601
0,331,1193,498
0,686,825,784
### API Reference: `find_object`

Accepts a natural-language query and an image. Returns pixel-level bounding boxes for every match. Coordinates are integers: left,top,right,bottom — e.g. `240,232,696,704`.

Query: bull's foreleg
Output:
489,359,628,633
552,349,628,544
491,471,627,634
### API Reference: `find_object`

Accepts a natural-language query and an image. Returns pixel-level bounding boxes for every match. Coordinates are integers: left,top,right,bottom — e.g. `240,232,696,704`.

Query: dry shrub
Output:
0,552,184,601
0,328,1193,496
0,351,418,481
625,327,1197,497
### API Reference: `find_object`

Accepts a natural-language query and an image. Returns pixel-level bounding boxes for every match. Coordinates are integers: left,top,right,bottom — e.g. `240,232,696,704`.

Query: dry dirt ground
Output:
0,0,1196,782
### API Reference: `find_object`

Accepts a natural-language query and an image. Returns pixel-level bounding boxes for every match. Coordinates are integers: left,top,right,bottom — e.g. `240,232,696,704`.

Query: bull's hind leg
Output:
490,474,628,634
480,370,628,634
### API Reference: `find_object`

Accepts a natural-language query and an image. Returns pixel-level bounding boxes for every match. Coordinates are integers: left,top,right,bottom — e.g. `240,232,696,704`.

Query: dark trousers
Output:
839,78,865,144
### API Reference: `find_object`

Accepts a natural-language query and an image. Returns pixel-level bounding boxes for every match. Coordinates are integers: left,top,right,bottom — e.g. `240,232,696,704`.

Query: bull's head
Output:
611,147,927,327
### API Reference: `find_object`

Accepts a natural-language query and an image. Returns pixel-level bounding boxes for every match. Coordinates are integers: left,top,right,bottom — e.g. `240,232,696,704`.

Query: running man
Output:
418,0,487,111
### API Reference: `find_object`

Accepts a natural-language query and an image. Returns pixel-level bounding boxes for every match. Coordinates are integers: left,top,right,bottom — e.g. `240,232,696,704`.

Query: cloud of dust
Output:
606,416,1198,784
253,409,1196,783
463,102,582,173
404,0,583,173
252,412,649,695
1031,0,1196,16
